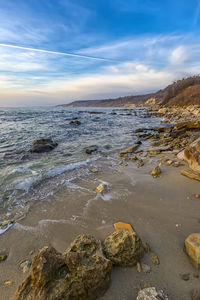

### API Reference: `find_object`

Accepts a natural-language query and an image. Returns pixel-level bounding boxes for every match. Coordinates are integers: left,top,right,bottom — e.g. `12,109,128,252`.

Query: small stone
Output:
150,252,160,265
143,242,151,253
0,254,7,262
96,183,107,194
4,281,12,286
91,168,98,173
124,163,128,166
130,155,138,161
166,160,173,166
137,160,144,168
20,260,31,273
180,273,190,281
136,262,141,273
137,287,169,300
29,250,34,255
151,166,161,178
141,263,151,273
195,194,200,199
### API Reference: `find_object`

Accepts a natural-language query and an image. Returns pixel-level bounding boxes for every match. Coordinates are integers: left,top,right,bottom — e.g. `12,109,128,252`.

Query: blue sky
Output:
0,0,200,106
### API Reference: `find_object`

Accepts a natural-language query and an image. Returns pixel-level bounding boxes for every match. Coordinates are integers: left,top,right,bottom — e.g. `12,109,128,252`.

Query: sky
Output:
0,0,200,106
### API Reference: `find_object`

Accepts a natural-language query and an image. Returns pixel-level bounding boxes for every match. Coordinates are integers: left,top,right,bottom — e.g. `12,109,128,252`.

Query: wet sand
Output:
0,157,200,300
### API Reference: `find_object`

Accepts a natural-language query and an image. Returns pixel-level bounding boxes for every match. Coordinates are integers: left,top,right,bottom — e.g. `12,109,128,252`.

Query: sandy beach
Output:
1,149,200,300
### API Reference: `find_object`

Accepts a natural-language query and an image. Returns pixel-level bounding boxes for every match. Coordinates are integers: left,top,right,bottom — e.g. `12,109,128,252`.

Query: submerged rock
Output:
85,146,98,155
137,287,168,300
12,235,112,300
185,233,200,270
29,138,58,153
69,120,81,125
103,229,144,267
120,143,141,156
96,183,107,194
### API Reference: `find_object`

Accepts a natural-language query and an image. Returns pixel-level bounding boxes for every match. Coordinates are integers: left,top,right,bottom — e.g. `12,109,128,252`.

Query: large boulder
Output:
137,287,168,300
29,138,58,153
185,233,200,270
177,138,200,172
103,229,144,267
12,235,112,300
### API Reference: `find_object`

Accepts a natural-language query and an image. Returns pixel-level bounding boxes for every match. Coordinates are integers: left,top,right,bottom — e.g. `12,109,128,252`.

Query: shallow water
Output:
0,106,161,220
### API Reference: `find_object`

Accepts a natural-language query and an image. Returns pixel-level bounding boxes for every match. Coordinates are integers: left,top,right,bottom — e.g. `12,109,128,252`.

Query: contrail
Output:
0,43,113,62
194,0,200,26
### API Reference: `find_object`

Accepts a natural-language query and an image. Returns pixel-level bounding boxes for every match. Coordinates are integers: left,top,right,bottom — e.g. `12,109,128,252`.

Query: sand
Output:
0,156,200,300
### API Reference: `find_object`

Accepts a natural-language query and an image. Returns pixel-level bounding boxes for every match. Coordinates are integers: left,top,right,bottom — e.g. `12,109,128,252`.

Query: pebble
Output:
141,263,151,273
180,273,190,281
0,254,7,262
195,194,200,199
150,252,160,265
20,260,31,273
90,168,98,173
4,281,12,286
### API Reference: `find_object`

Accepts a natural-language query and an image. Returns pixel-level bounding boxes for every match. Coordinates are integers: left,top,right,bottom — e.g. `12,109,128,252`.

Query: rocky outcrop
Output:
177,138,200,172
185,233,200,270
137,287,168,300
120,143,141,156
12,235,112,300
29,138,58,153
174,121,200,131
103,229,144,267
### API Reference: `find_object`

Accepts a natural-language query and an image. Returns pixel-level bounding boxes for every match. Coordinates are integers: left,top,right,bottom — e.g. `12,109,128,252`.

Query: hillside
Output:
59,76,200,108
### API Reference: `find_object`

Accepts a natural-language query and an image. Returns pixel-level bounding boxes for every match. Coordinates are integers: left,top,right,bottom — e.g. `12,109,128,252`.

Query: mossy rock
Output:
103,229,144,267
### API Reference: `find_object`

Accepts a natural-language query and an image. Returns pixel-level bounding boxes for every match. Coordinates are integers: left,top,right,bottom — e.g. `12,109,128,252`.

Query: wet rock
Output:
96,183,108,194
177,138,200,172
103,229,144,267
143,242,151,253
85,146,98,154
195,194,200,199
12,235,112,300
69,120,81,125
141,263,151,273
120,143,140,156
29,138,58,153
0,254,7,262
5,281,12,286
151,166,161,178
130,155,138,161
181,170,200,182
91,168,98,173
136,262,141,273
185,233,200,270
137,287,168,300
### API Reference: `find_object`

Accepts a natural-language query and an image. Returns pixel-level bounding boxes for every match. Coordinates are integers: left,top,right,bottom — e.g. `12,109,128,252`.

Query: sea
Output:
0,106,162,223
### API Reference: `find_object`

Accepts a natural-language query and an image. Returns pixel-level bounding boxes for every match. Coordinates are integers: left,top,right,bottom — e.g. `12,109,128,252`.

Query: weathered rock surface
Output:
185,233,200,270
103,229,144,267
177,138,200,172
181,169,200,182
29,138,58,153
137,287,168,300
174,121,200,131
12,235,112,300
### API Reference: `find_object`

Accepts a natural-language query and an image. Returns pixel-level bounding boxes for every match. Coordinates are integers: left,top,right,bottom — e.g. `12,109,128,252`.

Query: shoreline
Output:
1,105,200,299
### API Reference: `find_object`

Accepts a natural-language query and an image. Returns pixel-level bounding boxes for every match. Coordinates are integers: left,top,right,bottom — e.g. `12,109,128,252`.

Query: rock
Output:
0,254,7,262
137,160,144,168
150,252,160,265
91,168,98,173
85,146,98,155
69,120,81,125
12,235,112,300
137,287,168,300
174,121,200,131
151,166,161,178
20,260,31,273
195,194,200,199
180,273,190,281
5,281,12,286
181,170,200,182
143,242,151,253
185,233,200,270
120,143,140,156
136,262,141,272
96,183,107,194
130,155,138,161
141,263,151,273
177,138,200,172
166,160,173,166
103,229,144,267
148,149,161,155
192,288,200,300
29,138,58,153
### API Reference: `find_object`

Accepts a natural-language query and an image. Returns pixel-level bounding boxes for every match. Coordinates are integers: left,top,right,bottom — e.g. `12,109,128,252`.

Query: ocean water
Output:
0,106,161,221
